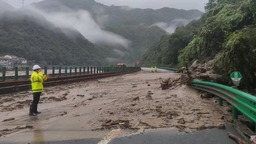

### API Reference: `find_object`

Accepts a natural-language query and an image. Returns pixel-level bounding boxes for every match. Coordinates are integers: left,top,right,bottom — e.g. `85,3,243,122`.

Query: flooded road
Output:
109,127,238,144
1,127,238,144
0,70,238,143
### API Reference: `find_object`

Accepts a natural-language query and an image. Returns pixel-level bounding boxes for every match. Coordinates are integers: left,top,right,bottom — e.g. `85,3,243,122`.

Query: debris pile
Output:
160,74,190,90
178,59,222,82
101,119,132,130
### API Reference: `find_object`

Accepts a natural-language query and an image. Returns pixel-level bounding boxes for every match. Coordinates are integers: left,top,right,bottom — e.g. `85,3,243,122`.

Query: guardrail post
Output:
69,67,72,75
64,67,67,76
75,67,77,75
52,67,55,76
44,67,47,75
218,98,223,106
99,67,101,73
2,67,6,81
232,106,238,119
90,67,93,74
15,67,18,80
79,67,82,75
94,67,96,74
83,67,86,74
87,67,89,74
59,67,61,76
255,123,256,133
26,67,29,79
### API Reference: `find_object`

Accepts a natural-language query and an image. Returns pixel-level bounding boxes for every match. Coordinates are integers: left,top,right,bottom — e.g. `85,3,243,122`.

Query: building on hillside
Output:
0,55,27,67
117,63,127,68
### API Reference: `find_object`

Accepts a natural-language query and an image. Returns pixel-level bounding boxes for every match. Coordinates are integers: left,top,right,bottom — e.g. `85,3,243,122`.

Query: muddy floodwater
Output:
0,70,227,143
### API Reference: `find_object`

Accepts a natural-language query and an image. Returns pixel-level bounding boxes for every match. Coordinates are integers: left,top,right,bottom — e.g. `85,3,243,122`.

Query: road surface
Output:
0,69,239,143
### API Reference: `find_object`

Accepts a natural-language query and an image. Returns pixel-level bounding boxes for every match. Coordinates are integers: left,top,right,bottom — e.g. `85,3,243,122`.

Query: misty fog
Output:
0,0,15,14
25,5,131,49
0,0,203,65
151,19,190,34
1,0,194,49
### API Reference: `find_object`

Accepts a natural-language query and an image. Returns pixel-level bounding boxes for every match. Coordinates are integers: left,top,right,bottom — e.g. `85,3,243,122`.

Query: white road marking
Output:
98,129,122,144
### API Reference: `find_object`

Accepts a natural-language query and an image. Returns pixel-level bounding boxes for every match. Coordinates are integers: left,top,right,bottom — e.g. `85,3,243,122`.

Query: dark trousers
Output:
30,92,41,114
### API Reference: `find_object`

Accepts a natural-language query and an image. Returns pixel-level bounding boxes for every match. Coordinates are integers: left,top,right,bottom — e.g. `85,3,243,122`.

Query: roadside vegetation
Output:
142,0,256,91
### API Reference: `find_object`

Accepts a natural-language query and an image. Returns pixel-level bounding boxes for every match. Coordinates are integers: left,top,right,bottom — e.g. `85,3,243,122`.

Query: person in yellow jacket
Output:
150,66,157,73
154,66,157,72
150,66,154,72
29,65,47,116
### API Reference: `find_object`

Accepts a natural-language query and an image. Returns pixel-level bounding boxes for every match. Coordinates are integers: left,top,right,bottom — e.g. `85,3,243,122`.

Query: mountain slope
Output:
142,0,256,91
0,0,203,66
34,0,202,24
33,0,203,64
141,19,203,66
0,10,106,66
179,0,256,90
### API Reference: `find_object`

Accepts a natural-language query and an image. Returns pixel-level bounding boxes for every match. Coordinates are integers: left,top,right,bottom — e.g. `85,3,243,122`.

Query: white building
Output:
0,55,27,67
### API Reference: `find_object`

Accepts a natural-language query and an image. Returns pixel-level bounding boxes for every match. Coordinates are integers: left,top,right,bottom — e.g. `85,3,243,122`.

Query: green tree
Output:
205,0,217,11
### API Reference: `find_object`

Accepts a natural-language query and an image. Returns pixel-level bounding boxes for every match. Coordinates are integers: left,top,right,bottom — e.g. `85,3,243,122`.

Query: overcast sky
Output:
4,0,208,11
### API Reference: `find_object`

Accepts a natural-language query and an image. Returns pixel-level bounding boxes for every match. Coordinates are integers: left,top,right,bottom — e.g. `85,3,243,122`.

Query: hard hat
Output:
32,65,41,70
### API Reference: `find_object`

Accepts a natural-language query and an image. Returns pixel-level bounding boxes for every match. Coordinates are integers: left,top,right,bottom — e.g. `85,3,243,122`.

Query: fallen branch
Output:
227,132,247,144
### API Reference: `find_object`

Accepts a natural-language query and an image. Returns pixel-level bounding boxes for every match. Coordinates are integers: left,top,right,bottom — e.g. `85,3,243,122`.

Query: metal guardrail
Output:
158,67,178,71
0,66,138,81
192,79,256,132
0,67,141,95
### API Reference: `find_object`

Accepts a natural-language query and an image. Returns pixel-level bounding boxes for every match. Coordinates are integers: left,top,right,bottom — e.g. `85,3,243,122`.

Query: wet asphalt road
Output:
109,128,237,144
2,126,237,144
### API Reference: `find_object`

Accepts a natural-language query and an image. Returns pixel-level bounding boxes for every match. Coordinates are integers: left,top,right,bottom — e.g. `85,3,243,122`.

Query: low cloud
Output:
152,19,190,34
106,57,118,63
0,0,15,14
113,49,126,57
119,6,134,11
25,5,130,48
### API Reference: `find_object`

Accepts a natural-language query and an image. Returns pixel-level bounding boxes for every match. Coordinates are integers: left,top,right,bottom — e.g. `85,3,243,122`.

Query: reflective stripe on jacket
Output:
30,71,46,93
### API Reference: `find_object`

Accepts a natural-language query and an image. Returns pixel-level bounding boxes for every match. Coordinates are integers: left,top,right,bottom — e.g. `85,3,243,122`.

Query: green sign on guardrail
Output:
230,71,242,86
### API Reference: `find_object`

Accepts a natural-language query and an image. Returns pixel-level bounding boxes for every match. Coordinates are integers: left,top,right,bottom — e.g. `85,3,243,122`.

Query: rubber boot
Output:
29,105,37,116
35,105,41,114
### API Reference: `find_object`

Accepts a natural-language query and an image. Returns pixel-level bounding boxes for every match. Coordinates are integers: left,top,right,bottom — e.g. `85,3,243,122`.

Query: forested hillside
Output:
141,19,204,66
142,0,256,90
0,11,106,66
0,0,202,66
33,0,203,64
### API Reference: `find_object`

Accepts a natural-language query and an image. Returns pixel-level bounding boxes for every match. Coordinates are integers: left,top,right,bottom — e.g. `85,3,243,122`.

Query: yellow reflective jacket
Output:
150,67,154,72
30,71,47,93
